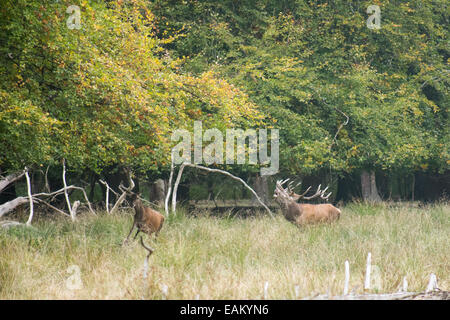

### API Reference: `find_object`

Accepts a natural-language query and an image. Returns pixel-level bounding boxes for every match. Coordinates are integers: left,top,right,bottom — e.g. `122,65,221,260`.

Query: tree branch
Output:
110,168,135,215
173,163,274,217
0,171,25,194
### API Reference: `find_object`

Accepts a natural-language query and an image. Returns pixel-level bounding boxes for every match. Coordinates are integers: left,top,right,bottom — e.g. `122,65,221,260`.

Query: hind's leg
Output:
123,222,136,245
154,220,164,240
133,228,140,240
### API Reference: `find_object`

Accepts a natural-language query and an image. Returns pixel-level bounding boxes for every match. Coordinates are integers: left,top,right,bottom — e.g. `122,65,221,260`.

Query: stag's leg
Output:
123,221,136,245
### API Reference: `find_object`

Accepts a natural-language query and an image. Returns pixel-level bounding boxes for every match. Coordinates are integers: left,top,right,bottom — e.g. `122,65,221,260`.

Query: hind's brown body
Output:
133,200,164,235
123,196,164,244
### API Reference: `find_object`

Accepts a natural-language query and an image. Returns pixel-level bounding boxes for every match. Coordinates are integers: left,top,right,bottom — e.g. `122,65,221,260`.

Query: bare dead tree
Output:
110,168,135,215
171,163,186,214
0,167,95,224
62,159,74,221
24,168,34,226
99,179,120,213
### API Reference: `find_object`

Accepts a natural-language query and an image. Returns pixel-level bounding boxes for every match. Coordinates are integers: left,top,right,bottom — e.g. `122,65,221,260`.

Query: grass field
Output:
0,202,448,299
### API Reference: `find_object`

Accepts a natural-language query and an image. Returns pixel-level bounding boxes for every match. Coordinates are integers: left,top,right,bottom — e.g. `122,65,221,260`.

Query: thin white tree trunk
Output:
343,260,350,295
294,285,300,299
263,281,269,299
364,252,372,290
171,163,186,214
25,168,34,226
105,185,109,213
99,180,112,213
164,157,174,216
99,179,120,214
426,273,438,292
62,159,74,221
160,284,168,300
402,277,408,292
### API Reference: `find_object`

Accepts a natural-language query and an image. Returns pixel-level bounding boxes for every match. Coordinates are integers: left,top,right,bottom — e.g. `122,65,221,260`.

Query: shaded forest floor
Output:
0,202,448,299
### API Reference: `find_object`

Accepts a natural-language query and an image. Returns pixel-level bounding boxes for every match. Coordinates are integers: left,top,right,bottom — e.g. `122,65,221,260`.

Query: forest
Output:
0,0,448,300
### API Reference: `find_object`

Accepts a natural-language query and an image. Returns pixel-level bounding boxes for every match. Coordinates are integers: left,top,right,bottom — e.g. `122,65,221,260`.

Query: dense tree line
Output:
0,0,448,208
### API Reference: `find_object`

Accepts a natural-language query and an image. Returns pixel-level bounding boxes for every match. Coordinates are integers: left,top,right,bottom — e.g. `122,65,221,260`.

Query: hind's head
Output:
128,192,142,208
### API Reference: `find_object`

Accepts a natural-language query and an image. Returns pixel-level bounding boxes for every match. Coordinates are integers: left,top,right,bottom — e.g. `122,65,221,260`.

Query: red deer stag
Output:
273,179,341,226
123,193,165,252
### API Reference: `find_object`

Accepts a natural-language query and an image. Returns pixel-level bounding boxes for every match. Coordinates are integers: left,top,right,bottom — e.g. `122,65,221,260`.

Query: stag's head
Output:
273,179,295,208
274,179,332,207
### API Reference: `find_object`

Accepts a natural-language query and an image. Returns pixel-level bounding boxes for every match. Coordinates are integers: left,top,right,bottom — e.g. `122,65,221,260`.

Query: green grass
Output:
0,202,448,299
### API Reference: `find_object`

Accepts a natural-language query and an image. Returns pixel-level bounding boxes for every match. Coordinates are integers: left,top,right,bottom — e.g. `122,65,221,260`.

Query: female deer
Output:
123,193,165,245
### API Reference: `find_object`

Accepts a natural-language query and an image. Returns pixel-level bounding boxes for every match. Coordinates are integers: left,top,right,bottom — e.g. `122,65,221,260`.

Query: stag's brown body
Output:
283,202,341,225
124,196,164,244
274,180,341,227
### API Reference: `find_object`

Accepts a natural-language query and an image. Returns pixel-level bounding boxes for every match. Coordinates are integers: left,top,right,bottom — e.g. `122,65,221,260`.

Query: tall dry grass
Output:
0,202,448,299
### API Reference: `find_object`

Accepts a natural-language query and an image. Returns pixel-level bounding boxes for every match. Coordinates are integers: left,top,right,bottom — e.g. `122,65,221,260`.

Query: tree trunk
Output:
252,174,269,206
150,179,166,207
88,172,99,202
361,170,381,202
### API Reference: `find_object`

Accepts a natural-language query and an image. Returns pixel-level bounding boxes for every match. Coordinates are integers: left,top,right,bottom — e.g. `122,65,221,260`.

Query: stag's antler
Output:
275,179,290,198
274,178,341,227
291,184,332,201
276,179,332,201
287,180,301,194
